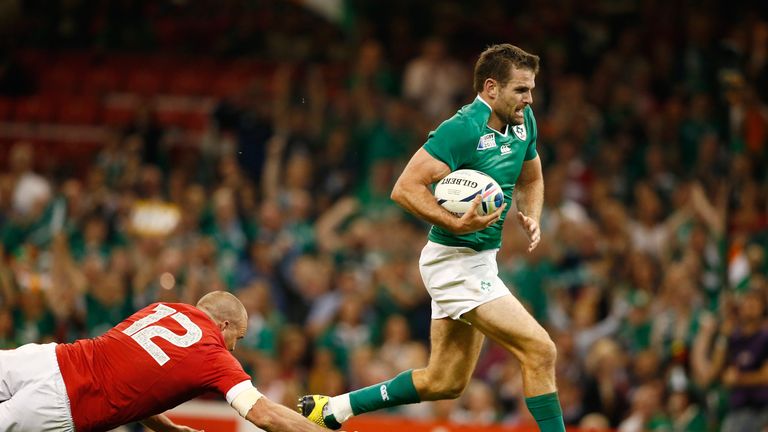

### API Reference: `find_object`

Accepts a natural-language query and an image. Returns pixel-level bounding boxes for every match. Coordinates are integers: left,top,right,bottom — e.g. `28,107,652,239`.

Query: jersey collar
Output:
474,95,508,137
197,306,228,348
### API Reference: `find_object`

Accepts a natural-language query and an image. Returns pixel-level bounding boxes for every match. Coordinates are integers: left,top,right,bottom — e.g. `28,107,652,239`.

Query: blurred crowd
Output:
1,0,768,431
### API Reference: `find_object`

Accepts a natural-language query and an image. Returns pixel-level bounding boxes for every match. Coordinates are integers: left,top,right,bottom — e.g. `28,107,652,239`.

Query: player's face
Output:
495,67,535,126
222,319,247,351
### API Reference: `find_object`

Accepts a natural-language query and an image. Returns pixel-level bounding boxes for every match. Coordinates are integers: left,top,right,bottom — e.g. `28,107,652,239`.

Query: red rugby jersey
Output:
55,302,251,432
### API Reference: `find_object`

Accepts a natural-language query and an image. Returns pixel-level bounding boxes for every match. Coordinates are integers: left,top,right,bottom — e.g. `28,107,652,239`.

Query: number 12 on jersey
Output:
122,304,203,366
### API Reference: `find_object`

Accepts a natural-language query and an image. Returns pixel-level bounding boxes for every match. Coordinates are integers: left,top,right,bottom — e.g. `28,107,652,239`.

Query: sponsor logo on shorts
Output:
480,281,492,292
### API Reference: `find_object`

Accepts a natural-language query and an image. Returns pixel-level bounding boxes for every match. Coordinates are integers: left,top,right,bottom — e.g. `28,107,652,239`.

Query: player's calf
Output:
412,367,470,401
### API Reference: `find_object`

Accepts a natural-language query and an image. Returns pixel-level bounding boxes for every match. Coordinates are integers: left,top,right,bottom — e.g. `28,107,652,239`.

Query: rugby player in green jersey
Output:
300,44,565,432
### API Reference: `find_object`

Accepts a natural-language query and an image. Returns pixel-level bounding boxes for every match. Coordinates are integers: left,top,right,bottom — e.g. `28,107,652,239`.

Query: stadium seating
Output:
0,51,262,164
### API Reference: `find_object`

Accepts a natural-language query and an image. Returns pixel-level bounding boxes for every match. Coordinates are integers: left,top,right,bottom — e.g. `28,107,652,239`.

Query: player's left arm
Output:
140,414,204,432
514,155,544,252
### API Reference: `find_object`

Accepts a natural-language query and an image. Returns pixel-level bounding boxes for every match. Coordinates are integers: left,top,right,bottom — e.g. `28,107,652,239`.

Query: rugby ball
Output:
435,169,504,216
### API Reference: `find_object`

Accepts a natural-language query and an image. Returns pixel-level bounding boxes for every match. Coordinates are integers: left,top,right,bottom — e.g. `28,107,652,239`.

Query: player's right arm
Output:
243,396,347,432
391,147,504,235
224,370,345,431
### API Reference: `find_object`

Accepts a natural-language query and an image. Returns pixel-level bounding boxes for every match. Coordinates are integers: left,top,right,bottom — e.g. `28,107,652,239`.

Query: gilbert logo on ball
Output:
434,169,503,216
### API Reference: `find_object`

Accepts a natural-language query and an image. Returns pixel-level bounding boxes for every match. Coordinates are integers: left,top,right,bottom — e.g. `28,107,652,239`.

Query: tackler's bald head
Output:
197,291,247,327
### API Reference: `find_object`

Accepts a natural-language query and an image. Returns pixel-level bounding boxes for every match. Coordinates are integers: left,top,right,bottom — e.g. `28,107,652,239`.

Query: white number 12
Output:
122,304,203,366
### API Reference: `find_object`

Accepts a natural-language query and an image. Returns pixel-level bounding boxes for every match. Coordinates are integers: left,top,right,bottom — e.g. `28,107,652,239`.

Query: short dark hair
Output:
473,44,540,93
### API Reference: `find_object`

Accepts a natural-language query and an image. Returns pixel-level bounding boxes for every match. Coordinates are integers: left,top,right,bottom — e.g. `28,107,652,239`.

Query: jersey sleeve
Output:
524,106,538,161
206,348,253,399
422,117,475,171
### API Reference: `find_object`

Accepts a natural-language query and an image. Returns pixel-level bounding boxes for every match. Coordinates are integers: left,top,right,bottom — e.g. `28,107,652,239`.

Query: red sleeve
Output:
206,348,252,401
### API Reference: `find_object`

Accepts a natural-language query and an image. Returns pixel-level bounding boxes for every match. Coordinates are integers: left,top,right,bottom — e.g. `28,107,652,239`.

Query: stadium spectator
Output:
451,379,499,425
6,142,52,247
0,2,766,430
720,290,768,432
403,37,468,121
666,387,707,431
616,383,666,432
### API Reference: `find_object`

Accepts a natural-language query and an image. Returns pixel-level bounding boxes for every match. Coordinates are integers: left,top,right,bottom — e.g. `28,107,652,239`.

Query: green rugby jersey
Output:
423,96,538,251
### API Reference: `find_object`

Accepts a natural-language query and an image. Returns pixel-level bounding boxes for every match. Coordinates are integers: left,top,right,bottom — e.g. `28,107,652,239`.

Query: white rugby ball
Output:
435,169,504,216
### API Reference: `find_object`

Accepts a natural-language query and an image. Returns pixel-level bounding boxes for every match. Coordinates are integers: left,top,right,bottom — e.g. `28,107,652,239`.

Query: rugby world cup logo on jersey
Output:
513,124,527,140
477,133,497,150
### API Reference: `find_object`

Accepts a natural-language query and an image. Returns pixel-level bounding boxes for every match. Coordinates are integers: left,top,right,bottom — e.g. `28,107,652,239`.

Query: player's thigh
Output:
0,397,27,431
0,389,74,432
424,317,485,383
0,346,27,401
0,350,10,401
461,293,552,362
0,343,57,400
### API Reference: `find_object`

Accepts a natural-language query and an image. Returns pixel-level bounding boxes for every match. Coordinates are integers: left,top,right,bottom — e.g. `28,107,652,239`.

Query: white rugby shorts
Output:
0,343,75,431
419,241,511,321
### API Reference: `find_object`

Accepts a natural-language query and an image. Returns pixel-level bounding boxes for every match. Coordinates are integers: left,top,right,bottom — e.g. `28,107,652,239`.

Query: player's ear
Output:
220,320,230,331
485,78,497,98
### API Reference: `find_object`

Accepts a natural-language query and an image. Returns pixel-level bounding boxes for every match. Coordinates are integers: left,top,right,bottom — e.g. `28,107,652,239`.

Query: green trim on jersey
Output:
424,96,538,251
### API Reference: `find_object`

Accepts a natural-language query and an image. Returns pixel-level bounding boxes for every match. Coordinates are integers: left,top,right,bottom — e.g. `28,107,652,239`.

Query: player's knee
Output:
522,336,557,371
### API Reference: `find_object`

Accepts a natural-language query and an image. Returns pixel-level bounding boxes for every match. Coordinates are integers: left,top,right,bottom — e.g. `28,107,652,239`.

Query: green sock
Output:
349,370,421,415
525,392,566,432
